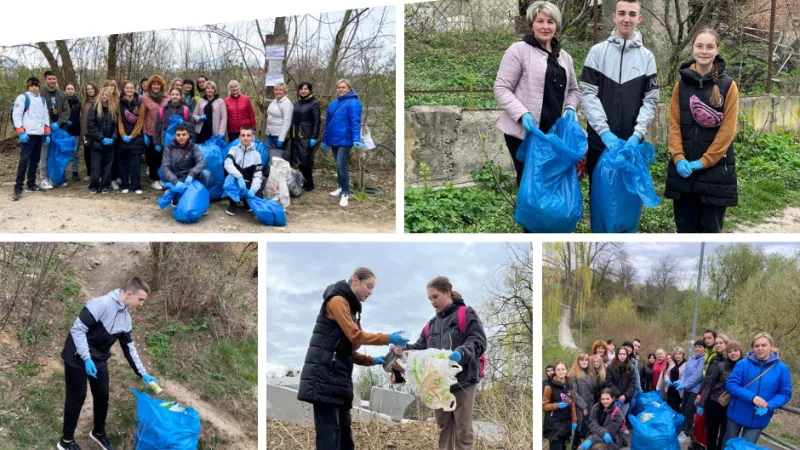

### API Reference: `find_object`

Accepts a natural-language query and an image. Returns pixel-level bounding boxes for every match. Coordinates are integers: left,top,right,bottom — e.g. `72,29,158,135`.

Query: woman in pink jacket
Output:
193,80,228,144
494,1,581,187
140,75,170,190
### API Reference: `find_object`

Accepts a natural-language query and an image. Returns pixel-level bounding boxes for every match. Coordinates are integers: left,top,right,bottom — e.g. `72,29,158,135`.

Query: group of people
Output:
297,270,487,450
496,0,740,233
543,331,793,450
12,72,366,208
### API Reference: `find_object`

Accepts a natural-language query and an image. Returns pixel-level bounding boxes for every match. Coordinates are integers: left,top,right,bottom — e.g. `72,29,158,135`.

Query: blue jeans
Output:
331,146,351,195
724,418,763,444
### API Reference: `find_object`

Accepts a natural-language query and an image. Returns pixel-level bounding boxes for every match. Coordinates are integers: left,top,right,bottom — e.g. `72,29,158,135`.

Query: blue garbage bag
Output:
226,138,270,168
629,404,680,450
48,128,77,185
197,135,226,200
632,390,663,416
157,181,209,223
514,117,587,233
724,437,769,450
223,174,244,203
132,388,200,450
590,139,660,233
163,115,184,150
223,175,287,226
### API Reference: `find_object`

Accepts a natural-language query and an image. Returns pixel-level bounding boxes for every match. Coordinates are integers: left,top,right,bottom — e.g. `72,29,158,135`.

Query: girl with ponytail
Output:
664,27,740,233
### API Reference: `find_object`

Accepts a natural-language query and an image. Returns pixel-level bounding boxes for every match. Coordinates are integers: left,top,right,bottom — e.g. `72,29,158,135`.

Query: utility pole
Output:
690,242,705,346
264,17,288,138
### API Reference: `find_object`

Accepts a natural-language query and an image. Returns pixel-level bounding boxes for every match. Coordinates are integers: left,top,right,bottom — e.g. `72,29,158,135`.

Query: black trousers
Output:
504,134,525,187
706,399,728,450
299,163,314,189
549,436,569,450
681,392,698,440
667,385,682,414
84,139,92,176
90,147,114,191
571,406,590,448
14,135,43,192
144,136,161,182
228,132,239,143
673,194,727,233
62,362,109,441
118,149,142,191
313,403,354,450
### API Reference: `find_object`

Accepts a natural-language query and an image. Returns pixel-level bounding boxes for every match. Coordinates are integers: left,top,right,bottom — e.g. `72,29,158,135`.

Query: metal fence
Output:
762,405,800,450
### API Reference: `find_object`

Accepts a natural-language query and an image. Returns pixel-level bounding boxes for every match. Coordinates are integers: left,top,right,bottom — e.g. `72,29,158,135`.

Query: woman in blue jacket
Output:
724,332,793,444
321,79,364,208
674,339,706,445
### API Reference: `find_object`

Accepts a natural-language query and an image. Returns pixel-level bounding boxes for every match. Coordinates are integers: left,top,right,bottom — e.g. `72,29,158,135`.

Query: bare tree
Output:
648,252,681,298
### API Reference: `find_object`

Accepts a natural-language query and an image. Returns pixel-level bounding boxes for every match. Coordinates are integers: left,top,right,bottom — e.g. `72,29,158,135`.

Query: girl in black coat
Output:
605,347,635,420
641,353,656,392
544,362,577,450
291,81,321,191
87,87,119,193
697,340,743,450
64,83,83,181
117,81,148,194
581,388,624,450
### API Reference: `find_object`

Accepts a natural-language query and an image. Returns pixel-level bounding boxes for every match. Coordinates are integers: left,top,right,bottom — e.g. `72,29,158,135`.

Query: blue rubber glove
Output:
353,141,365,149
676,160,693,178
322,143,328,152
373,356,386,366
50,123,60,132
310,139,317,147
142,374,158,385
122,136,132,143
277,140,284,148
175,181,185,189
102,137,113,146
625,134,640,148
144,135,150,146
45,136,51,146
581,440,592,450
697,407,704,416
185,175,194,185
237,177,247,192
155,145,162,152
572,423,577,432
557,402,568,409
604,432,612,444
666,380,674,387
67,120,73,126
521,112,536,133
675,383,685,391
448,351,462,363
19,132,29,144
563,108,576,122
388,331,409,346
616,400,623,408
689,160,704,172
600,131,620,150
247,188,256,198
755,407,768,416
199,115,207,121
85,359,97,379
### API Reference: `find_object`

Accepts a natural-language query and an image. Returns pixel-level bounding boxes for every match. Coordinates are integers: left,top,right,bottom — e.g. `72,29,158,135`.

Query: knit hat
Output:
726,340,744,357
26,77,40,87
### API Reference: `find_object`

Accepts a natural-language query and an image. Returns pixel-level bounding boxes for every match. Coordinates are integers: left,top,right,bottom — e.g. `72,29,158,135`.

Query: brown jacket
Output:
325,296,389,366
543,376,578,423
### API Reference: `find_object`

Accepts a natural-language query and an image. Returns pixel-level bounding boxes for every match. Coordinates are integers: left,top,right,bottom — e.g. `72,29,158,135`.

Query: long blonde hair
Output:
94,86,120,120
590,354,606,384
568,353,595,381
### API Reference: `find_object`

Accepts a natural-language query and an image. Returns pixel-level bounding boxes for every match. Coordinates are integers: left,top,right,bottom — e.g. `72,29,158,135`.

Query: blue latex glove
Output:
676,160,693,178
625,134,640,148
85,359,97,378
557,402,568,409
616,400,623,408
175,181,185,189
199,115,207,121
122,135,132,143
67,120,73,126
755,407,768,416
666,380,674,387
142,374,158,385
689,160,704,172
277,140,284,148
448,351,462,363
600,131,620,150
388,331,409,346
581,440,592,450
563,108,576,122
155,145,162,152
247,188,256,198
45,136,50,146
237,177,247,192
19,132,29,144
50,123,60,132
697,407,704,416
675,383,685,391
102,137,113,146
572,423,577,432
603,432,612,444
185,175,194,185
322,143,328,152
310,139,317,147
144,135,150,146
373,356,386,366
353,141,365,149
521,112,536,133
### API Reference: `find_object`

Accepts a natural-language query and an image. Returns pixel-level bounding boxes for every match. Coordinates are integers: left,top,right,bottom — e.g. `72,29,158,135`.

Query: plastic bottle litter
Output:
149,381,163,395
159,400,189,414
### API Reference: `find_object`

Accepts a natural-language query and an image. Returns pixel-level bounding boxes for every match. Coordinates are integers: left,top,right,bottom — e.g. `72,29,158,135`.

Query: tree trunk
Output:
36,42,63,81
323,9,353,106
55,40,77,89
107,34,119,82
149,242,169,292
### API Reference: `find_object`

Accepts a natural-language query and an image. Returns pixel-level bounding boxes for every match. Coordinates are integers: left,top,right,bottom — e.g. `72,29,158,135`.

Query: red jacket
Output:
224,94,256,134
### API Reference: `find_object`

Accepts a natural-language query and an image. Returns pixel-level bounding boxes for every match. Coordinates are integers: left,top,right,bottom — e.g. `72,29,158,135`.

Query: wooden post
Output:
766,0,777,94
264,18,288,139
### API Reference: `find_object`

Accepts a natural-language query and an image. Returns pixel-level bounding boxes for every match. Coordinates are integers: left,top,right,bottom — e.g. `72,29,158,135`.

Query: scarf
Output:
199,94,218,142
148,90,164,103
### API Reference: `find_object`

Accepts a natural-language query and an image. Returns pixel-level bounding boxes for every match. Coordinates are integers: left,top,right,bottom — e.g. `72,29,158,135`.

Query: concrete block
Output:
369,387,415,422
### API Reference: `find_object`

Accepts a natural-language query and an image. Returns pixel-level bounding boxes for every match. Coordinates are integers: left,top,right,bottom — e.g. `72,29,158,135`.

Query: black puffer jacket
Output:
606,363,635,403
291,94,321,166
586,402,624,450
641,363,655,392
544,377,575,440
406,297,487,390
66,95,82,136
118,95,147,154
297,281,362,406
698,358,738,408
87,106,119,151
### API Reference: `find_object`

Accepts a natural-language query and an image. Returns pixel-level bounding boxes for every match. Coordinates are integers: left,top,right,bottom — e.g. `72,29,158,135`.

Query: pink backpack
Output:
423,306,486,378
159,105,189,121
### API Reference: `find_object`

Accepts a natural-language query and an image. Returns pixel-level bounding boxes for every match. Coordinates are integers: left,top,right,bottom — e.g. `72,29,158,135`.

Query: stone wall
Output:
405,95,800,187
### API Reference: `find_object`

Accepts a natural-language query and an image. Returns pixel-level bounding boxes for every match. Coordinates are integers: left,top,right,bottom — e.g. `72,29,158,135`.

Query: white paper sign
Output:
267,60,283,74
266,45,285,60
266,73,284,86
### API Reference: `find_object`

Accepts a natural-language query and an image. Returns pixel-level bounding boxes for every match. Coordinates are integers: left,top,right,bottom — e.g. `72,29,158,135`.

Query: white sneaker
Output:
83,176,91,182
121,189,129,194
678,432,690,443
151,181,162,190
41,179,53,190
330,188,342,197
135,189,143,195
111,180,120,191
339,194,349,207
58,181,68,187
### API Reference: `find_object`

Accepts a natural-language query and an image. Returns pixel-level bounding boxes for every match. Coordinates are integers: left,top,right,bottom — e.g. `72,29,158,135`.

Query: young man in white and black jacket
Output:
580,0,659,197
223,126,265,216
57,278,158,450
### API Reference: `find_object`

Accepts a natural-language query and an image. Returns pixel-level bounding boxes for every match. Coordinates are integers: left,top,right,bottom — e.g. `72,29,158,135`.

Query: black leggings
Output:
504,134,525,187
313,403,354,450
144,136,161,182
62,362,109,441
706,399,729,450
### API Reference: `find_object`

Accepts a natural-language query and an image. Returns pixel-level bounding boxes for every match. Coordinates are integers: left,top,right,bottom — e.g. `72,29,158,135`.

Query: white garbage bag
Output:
404,349,462,411
264,157,291,207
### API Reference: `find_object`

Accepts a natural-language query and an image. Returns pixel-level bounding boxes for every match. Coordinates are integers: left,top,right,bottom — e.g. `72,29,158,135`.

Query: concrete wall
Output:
405,95,800,187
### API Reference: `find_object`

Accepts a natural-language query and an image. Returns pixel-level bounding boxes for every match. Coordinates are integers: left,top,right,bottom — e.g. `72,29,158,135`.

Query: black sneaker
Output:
57,438,83,450
89,188,98,194
226,204,236,216
89,430,114,450
72,172,80,181
101,189,110,194
12,191,21,201
243,203,252,213
25,185,43,193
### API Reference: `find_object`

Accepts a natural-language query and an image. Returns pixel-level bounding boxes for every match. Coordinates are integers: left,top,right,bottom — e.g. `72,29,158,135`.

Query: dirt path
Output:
737,207,800,233
74,242,151,296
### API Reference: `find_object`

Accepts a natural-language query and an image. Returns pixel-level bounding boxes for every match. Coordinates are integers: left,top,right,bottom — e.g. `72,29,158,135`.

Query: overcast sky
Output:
266,242,527,376
623,242,798,287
